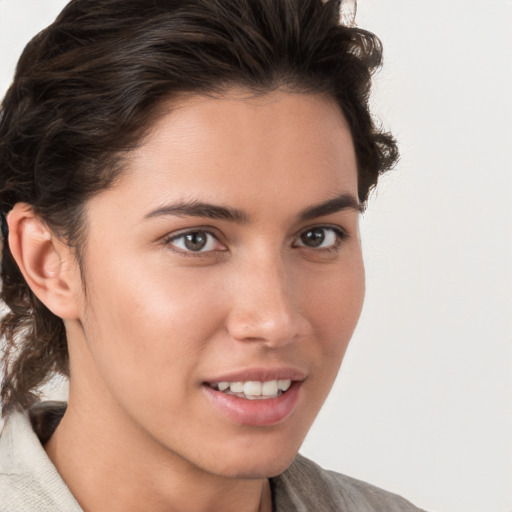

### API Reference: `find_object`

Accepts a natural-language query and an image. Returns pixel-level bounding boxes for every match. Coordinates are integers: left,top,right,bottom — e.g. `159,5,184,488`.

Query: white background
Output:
1,1,511,511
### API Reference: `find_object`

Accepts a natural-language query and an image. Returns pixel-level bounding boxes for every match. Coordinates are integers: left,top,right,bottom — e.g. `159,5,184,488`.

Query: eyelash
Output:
164,229,226,257
292,226,348,252
163,226,348,257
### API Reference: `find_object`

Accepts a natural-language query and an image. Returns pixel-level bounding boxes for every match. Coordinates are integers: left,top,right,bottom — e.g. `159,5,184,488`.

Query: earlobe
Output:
7,203,81,320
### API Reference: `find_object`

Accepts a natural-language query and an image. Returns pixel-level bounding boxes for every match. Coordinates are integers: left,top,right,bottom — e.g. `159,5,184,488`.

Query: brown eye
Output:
300,228,326,247
183,231,208,251
294,227,345,250
167,230,225,253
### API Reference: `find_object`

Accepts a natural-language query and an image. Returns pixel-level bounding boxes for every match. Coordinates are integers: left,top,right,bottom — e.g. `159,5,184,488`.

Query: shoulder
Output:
0,407,82,512
272,454,427,512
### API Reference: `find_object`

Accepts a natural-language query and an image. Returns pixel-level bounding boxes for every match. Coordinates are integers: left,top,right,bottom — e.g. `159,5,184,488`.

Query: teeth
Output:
243,381,262,396
261,380,278,396
229,382,244,393
211,379,292,399
278,379,291,392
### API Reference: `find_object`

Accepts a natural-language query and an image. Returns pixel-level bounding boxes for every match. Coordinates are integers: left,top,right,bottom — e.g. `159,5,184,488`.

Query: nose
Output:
225,254,310,347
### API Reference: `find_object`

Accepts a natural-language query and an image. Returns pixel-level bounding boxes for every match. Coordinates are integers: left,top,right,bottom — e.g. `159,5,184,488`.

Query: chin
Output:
198,433,302,480
212,454,296,480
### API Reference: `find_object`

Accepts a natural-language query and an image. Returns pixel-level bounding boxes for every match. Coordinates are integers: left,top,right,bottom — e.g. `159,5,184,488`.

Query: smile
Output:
209,379,292,400
203,377,302,426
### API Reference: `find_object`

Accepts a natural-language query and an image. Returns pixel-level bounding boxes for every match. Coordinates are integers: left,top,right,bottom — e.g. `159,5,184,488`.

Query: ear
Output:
7,203,82,320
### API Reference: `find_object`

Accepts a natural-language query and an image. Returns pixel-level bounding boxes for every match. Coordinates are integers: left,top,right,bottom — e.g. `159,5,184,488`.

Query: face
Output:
68,90,365,478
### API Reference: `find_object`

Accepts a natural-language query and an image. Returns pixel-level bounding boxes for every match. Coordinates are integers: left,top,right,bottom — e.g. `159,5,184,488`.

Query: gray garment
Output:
272,454,426,511
0,410,426,512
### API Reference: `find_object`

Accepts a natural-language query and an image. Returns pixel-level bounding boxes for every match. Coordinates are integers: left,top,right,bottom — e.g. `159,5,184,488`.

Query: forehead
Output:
88,90,358,222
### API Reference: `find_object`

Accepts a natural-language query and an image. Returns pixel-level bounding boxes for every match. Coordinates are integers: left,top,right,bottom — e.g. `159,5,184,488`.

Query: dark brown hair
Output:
0,0,398,415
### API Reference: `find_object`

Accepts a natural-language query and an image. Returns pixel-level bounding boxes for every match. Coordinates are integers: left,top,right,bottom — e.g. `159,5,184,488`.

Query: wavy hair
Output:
0,0,398,414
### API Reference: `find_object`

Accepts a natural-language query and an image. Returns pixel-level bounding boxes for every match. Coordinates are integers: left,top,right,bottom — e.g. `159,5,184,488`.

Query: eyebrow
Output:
298,193,362,221
145,201,250,223
144,193,360,224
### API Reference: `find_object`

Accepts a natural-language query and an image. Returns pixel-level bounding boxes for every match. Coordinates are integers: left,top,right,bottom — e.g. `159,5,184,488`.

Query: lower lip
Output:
202,382,302,427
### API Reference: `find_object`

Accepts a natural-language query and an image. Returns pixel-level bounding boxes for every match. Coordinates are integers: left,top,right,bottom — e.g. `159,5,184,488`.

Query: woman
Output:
0,0,424,510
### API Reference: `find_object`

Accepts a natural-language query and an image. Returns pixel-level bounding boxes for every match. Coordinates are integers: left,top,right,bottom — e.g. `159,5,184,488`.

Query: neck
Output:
44,392,273,512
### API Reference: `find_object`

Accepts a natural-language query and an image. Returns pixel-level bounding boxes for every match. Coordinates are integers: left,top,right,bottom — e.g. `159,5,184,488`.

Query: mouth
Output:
202,371,304,426
206,379,292,400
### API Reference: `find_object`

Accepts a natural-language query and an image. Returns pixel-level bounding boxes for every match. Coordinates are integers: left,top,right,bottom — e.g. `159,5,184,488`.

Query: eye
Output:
294,226,345,250
165,230,225,253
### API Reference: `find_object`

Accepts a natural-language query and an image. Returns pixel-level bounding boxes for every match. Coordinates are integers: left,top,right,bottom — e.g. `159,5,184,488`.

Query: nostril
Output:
226,310,301,347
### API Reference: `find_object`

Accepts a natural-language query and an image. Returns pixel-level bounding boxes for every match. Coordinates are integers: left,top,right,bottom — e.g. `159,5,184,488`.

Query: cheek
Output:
282,256,365,432
81,262,228,394
306,257,365,343
299,253,365,400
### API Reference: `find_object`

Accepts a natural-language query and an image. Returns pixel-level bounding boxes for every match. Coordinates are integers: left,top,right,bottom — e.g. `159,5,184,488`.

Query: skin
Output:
9,90,365,512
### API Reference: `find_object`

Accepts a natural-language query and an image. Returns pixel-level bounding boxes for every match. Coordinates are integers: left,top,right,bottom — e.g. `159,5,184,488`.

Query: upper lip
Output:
203,366,307,384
